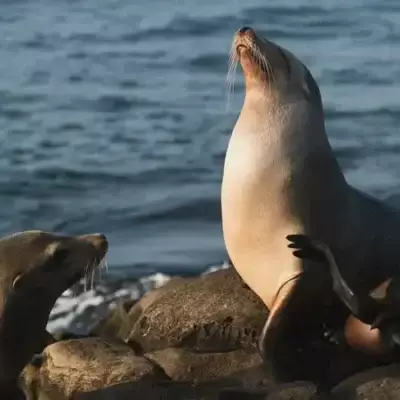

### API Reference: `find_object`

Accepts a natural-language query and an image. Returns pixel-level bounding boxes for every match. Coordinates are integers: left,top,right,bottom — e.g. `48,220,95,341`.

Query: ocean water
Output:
2,0,400,284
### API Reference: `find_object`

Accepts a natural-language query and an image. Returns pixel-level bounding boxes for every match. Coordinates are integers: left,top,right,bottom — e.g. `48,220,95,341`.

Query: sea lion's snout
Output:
78,233,108,255
234,26,257,56
233,26,291,90
236,26,256,42
238,26,252,35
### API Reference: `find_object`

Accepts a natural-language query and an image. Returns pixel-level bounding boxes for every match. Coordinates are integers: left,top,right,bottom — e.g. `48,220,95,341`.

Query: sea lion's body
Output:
0,230,108,398
221,27,400,374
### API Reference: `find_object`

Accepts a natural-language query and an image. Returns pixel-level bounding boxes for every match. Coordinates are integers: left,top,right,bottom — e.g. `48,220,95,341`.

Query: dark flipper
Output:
286,234,381,325
258,272,305,379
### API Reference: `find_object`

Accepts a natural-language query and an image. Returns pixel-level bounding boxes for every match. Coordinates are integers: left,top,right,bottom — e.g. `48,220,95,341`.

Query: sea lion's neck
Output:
239,94,345,182
0,291,54,385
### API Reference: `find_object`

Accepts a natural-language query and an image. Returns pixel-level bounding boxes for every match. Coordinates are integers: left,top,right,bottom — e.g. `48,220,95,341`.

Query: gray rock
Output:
145,347,271,387
126,268,267,353
21,337,169,399
265,381,320,399
73,381,270,400
330,363,400,399
89,277,186,341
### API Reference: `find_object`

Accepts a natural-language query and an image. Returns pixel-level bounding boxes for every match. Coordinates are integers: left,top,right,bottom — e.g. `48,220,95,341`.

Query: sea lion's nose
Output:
238,26,252,34
79,233,108,253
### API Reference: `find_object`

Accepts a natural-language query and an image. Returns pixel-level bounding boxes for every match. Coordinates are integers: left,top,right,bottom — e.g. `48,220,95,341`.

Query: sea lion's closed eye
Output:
41,245,70,271
51,247,70,265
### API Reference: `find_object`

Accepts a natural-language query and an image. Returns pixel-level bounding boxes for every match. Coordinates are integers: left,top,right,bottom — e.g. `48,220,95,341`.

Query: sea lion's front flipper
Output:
286,234,379,324
286,234,358,313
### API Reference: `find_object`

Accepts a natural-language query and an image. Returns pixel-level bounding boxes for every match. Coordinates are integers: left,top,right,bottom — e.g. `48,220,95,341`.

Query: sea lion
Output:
0,230,108,398
221,26,400,378
287,233,400,356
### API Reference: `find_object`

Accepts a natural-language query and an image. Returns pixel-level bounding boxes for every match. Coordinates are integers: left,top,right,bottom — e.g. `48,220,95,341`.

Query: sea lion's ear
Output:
369,279,392,303
12,275,22,289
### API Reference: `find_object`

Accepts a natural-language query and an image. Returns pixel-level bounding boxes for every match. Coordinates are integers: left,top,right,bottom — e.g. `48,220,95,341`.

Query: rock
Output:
330,363,400,399
125,268,267,353
21,337,169,399
128,277,186,322
265,381,320,399
89,277,185,341
69,380,319,400
90,302,133,340
73,381,270,400
145,347,271,387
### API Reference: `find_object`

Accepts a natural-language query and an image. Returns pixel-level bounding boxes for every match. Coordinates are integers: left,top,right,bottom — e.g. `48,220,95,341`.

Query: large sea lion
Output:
0,230,108,398
221,26,400,378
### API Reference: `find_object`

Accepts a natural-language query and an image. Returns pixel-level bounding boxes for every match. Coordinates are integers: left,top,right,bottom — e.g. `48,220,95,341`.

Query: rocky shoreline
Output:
20,267,400,399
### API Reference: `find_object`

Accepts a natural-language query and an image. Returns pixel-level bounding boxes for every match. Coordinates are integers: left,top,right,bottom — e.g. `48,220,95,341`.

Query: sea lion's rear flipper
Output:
258,272,304,375
286,234,379,324
369,278,399,329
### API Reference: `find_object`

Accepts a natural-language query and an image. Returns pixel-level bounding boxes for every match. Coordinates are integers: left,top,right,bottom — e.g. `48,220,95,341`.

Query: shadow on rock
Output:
145,347,269,386
330,363,400,399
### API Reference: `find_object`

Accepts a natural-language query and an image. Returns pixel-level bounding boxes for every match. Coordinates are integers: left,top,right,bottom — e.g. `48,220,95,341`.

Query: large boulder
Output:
125,268,267,353
21,337,169,399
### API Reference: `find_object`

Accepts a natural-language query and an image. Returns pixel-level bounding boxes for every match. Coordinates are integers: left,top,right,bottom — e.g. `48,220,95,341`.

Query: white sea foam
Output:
47,262,229,335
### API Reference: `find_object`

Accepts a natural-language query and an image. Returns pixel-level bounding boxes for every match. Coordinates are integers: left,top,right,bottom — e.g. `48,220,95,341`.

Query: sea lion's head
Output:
230,27,327,150
0,231,108,383
0,231,108,313
232,26,322,107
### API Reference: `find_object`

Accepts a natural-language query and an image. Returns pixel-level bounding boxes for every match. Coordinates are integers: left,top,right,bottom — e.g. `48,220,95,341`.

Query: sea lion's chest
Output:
221,129,298,235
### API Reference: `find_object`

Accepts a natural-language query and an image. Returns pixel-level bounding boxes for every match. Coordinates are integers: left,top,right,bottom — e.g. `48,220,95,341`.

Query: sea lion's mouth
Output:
236,44,248,57
232,29,275,84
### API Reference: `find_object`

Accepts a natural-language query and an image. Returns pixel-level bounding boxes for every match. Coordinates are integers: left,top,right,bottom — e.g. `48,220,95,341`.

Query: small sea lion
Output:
287,233,400,356
221,26,400,379
0,230,108,398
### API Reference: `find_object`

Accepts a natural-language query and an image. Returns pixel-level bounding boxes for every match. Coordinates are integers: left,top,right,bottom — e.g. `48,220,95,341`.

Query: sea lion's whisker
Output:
89,258,97,291
83,261,90,292
226,63,238,111
83,255,107,292
252,45,274,90
84,258,97,292
99,257,109,278
226,43,239,111
90,262,96,292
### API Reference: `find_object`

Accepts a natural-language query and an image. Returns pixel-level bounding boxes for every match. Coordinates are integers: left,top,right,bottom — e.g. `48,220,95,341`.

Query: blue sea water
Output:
1,0,400,278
